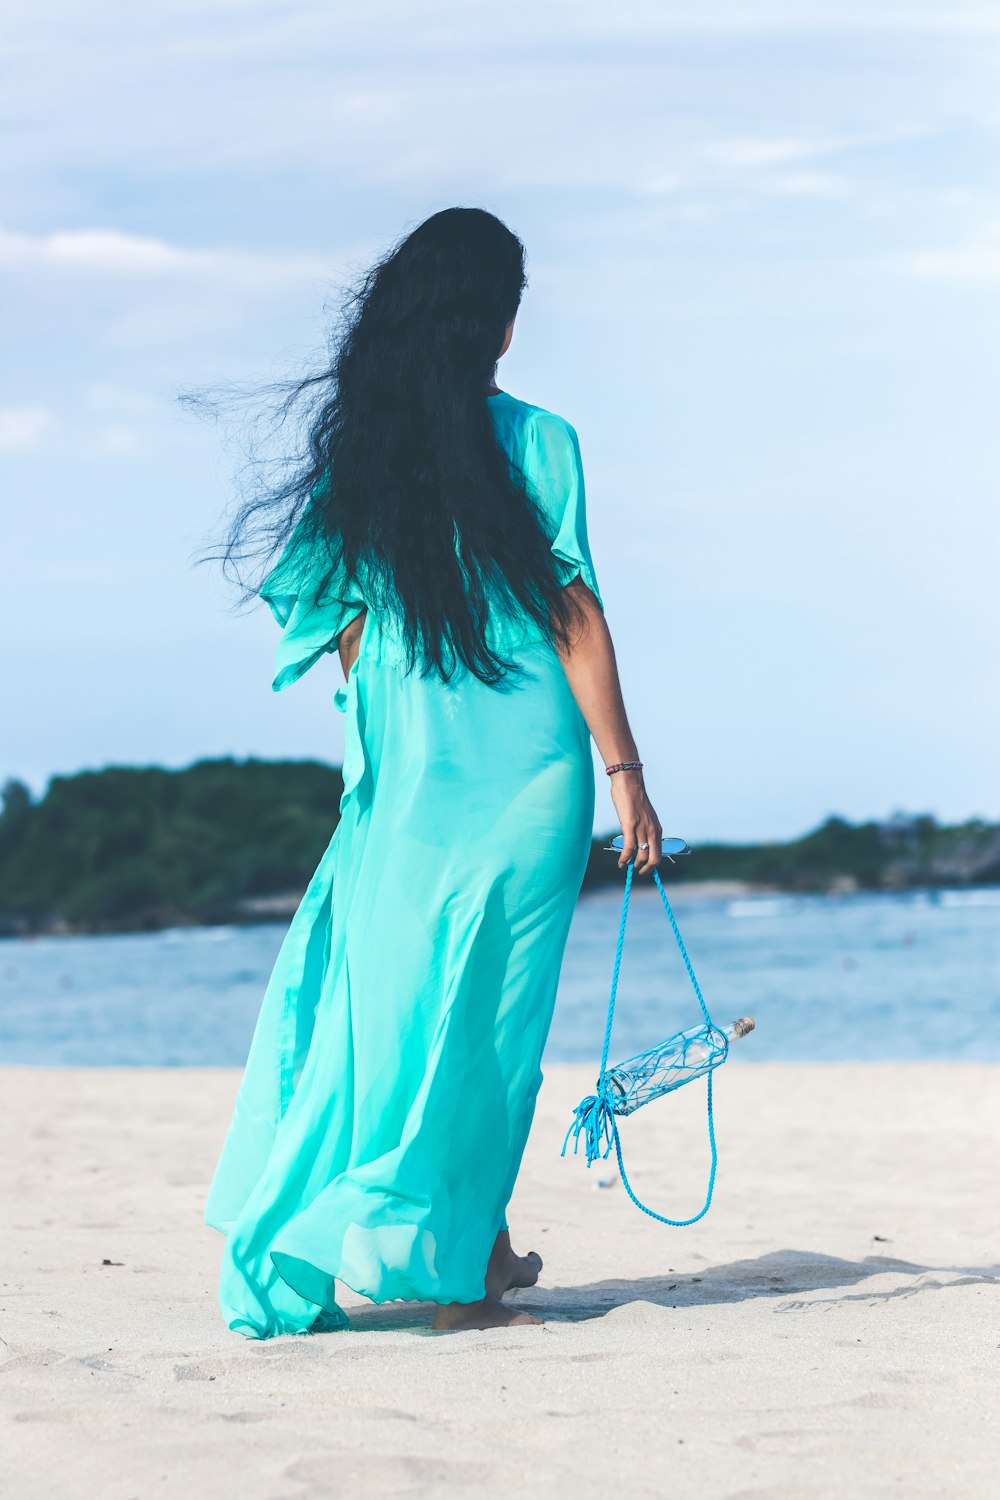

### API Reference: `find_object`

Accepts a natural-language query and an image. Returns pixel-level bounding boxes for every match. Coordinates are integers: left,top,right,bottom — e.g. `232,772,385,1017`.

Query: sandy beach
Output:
2,1061,997,1499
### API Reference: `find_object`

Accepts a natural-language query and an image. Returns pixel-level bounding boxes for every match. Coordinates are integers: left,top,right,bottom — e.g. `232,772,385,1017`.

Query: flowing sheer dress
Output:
204,394,603,1337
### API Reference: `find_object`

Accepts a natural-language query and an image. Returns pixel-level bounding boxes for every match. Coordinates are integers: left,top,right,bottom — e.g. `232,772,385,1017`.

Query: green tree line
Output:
0,760,344,934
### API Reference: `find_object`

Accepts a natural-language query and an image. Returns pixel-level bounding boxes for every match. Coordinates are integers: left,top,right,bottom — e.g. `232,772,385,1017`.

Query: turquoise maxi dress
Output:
204,394,603,1337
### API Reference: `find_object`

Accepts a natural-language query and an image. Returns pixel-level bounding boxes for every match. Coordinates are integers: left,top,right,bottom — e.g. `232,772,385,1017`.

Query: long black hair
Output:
203,207,584,686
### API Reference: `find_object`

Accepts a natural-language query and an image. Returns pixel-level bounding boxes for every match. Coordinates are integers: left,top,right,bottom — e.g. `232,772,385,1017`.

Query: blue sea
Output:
1,886,998,1067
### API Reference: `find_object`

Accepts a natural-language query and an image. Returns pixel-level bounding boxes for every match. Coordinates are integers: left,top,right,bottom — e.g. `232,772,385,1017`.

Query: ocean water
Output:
0,886,997,1068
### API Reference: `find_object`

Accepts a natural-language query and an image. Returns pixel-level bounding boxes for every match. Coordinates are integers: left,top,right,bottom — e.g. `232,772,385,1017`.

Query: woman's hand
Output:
609,769,662,875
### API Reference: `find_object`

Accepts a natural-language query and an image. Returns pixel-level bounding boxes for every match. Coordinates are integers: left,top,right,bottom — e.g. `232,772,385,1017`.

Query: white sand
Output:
1,1062,998,1499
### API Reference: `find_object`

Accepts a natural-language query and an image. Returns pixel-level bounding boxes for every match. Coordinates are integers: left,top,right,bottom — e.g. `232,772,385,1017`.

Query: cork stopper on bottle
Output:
732,1016,755,1038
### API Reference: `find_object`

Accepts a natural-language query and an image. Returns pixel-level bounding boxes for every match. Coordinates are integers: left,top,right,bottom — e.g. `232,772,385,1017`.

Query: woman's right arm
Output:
554,580,662,874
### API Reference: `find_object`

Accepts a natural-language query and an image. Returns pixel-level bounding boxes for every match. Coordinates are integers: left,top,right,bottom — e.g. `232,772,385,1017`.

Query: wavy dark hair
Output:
200,206,585,686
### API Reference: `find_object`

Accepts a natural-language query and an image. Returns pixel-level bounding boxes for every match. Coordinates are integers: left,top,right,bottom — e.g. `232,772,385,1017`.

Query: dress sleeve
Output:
523,408,604,610
258,499,366,692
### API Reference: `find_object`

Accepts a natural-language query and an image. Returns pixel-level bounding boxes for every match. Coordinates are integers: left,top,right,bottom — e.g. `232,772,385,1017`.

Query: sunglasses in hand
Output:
603,835,691,864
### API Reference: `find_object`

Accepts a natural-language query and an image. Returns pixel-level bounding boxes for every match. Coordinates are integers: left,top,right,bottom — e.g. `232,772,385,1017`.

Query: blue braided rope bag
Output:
562,850,754,1226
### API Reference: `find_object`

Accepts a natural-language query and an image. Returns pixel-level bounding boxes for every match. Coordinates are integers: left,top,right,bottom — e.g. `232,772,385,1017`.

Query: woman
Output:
204,207,662,1336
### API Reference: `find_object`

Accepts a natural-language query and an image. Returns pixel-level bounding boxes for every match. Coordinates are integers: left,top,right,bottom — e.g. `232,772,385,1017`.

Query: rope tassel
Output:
561,1087,618,1166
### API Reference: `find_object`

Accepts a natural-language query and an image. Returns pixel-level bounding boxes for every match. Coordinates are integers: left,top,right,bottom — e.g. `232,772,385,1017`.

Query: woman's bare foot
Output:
429,1229,545,1330
432,1296,542,1331
485,1229,543,1300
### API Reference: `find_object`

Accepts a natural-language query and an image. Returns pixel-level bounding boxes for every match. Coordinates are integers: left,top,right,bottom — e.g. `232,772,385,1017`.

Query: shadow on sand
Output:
533,1247,1000,1323
328,1248,999,1335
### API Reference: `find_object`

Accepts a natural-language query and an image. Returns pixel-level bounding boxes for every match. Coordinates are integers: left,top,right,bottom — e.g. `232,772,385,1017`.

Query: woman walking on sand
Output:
204,207,662,1337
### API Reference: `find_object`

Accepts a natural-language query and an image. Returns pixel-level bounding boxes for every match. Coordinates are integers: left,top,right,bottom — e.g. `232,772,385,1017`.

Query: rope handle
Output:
562,856,719,1226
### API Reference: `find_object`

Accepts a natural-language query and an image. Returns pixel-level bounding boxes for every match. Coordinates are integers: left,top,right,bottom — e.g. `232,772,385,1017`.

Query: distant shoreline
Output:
4,876,1000,941
2,759,998,938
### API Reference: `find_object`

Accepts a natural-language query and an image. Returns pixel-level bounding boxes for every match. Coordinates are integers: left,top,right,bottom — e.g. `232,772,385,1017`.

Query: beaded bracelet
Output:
605,760,644,776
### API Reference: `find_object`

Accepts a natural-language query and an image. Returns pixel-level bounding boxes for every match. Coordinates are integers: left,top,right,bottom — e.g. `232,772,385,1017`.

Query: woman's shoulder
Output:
491,393,580,448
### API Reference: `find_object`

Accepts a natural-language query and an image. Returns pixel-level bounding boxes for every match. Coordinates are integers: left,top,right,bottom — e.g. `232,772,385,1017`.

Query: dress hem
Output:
208,1216,493,1339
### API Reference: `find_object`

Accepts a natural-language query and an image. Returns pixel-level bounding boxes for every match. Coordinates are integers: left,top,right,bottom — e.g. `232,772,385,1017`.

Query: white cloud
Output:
1,5,993,201
636,172,686,197
699,137,843,168
0,406,55,453
0,227,339,285
85,382,165,417
698,129,922,172
902,228,1000,281
766,171,849,197
92,424,143,457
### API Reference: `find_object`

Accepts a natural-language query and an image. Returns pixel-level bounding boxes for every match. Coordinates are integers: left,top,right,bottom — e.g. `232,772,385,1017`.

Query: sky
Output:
2,1,998,841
